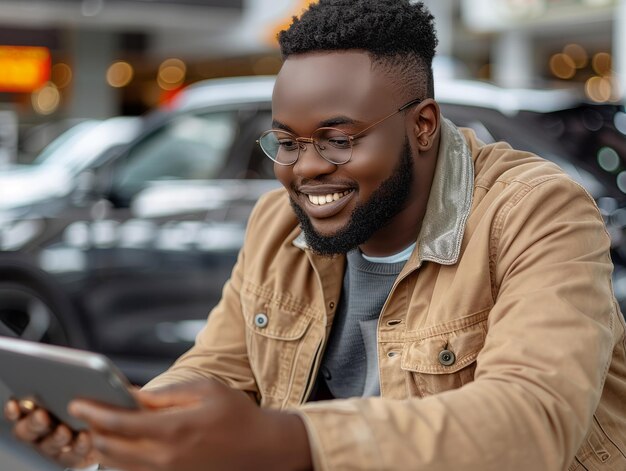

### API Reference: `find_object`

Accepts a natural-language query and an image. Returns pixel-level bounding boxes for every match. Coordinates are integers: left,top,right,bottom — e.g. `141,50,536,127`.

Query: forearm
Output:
296,378,592,471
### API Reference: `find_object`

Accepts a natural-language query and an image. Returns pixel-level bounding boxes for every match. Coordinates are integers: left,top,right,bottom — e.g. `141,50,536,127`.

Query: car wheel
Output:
0,281,72,345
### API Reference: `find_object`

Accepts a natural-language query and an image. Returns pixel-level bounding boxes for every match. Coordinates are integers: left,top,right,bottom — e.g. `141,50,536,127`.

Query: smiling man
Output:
7,1,626,470
268,50,434,258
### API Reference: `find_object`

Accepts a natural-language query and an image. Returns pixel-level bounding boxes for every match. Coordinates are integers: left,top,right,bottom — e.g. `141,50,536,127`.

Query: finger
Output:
56,432,98,469
69,401,166,437
38,423,73,457
91,432,159,471
4,400,21,422
18,398,37,415
135,384,209,409
138,377,234,409
13,409,53,442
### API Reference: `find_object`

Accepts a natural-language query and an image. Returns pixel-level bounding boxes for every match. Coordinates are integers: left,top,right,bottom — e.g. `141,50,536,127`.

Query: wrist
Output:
263,410,313,471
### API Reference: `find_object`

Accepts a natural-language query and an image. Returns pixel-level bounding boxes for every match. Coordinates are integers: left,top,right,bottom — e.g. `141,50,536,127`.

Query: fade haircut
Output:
278,0,439,100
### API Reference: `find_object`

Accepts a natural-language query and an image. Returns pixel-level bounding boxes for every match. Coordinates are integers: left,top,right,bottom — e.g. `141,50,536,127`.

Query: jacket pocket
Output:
241,288,314,402
401,310,489,397
570,415,626,471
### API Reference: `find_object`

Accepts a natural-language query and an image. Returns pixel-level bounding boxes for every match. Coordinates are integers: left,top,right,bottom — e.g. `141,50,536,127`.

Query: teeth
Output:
307,190,352,206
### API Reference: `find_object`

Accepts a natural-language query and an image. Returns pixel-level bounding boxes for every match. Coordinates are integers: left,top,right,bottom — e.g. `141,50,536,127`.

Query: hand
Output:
69,379,312,471
4,398,97,468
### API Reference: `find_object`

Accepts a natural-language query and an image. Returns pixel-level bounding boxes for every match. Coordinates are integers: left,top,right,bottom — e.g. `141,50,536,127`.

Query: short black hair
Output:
278,0,439,99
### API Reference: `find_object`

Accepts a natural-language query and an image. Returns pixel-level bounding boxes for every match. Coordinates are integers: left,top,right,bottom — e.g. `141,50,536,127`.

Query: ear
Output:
409,99,440,152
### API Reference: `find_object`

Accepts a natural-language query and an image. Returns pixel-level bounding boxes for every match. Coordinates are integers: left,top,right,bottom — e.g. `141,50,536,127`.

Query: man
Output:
6,1,626,470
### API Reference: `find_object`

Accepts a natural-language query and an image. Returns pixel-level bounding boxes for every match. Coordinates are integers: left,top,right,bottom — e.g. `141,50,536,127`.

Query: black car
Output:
1,76,624,384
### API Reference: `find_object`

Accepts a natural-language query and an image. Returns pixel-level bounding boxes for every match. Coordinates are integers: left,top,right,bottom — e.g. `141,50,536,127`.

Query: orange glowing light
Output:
0,46,51,92
266,1,318,45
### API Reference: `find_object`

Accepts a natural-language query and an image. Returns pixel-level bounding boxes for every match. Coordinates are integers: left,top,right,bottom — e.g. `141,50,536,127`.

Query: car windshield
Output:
32,118,141,175
31,121,100,167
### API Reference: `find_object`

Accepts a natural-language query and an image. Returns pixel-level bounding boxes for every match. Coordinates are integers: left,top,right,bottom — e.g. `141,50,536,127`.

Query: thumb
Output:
135,380,220,409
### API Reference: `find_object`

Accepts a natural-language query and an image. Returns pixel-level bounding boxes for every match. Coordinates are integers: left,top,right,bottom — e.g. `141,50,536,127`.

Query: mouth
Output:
306,189,353,206
296,186,356,219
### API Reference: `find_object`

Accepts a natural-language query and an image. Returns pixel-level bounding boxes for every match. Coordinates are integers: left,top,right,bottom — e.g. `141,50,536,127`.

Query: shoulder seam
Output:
488,174,593,301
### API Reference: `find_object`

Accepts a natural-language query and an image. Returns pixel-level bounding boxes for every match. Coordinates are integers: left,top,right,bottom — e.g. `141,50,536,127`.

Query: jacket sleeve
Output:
295,177,617,471
143,220,258,399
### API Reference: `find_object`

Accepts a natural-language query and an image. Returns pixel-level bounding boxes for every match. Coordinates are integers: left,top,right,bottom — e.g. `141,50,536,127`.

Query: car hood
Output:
131,179,282,218
0,165,72,210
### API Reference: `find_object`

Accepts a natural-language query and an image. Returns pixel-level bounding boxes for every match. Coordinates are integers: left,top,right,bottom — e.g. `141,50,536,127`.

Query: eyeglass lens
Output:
259,129,353,165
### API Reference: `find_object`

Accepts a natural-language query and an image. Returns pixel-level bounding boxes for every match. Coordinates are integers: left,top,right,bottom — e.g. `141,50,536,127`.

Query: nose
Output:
292,142,336,179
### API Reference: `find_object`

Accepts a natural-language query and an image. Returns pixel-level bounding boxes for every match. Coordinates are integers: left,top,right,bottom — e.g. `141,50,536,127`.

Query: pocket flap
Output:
242,282,316,340
401,313,487,374
243,303,312,340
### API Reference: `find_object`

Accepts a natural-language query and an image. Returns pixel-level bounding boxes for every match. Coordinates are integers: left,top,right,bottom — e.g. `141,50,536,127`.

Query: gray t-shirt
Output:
313,248,407,399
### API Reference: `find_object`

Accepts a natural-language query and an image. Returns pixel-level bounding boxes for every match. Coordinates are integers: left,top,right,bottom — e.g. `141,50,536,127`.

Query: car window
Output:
228,108,275,180
32,121,99,166
110,111,237,203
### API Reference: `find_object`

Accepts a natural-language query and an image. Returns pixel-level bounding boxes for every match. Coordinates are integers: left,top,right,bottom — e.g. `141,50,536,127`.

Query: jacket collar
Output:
292,117,474,267
415,117,474,266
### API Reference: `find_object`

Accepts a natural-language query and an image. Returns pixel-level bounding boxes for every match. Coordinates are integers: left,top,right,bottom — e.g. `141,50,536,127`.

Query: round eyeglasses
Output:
256,98,422,166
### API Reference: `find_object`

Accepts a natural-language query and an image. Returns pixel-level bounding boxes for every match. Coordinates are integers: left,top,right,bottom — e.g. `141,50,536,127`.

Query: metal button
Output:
329,301,335,309
254,313,268,328
438,349,456,366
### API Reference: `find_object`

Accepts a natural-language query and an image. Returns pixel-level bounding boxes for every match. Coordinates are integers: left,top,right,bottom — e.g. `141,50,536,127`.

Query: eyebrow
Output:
319,116,362,128
271,120,294,132
272,115,365,133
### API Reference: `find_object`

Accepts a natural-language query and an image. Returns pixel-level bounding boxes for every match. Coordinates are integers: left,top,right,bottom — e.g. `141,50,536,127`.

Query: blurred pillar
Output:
617,0,626,101
0,109,17,167
68,30,117,119
492,30,534,89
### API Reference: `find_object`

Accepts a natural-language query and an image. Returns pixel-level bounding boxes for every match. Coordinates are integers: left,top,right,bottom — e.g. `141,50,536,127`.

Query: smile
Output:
307,190,353,206
296,186,356,220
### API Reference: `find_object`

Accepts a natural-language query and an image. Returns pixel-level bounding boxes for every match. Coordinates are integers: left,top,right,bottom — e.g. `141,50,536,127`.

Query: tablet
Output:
0,336,139,431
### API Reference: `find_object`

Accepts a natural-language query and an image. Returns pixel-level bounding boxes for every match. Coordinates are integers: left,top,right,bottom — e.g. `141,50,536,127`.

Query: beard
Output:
290,138,414,256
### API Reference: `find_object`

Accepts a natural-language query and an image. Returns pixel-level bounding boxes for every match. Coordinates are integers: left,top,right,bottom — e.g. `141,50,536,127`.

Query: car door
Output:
54,104,277,382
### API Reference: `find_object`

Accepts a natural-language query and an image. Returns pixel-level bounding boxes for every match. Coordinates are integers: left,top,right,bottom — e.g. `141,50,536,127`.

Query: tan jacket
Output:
147,119,626,471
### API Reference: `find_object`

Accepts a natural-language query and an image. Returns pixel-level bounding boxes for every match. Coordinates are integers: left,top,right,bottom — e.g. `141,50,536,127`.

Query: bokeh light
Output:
585,76,612,102
51,63,72,89
592,52,612,76
157,58,186,90
31,82,60,115
615,112,626,135
107,61,134,88
617,171,626,194
549,53,576,79
582,109,603,131
598,147,620,172
563,44,588,69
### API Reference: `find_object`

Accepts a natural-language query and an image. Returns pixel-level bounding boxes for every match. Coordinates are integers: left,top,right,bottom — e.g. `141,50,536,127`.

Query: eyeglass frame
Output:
256,97,423,166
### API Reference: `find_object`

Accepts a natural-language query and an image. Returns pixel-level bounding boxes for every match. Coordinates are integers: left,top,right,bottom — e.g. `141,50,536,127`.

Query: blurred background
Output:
0,0,623,165
0,1,625,468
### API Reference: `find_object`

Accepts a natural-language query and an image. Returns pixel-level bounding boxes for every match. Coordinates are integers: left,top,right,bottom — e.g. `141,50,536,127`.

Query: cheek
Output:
274,164,294,189
348,140,406,188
